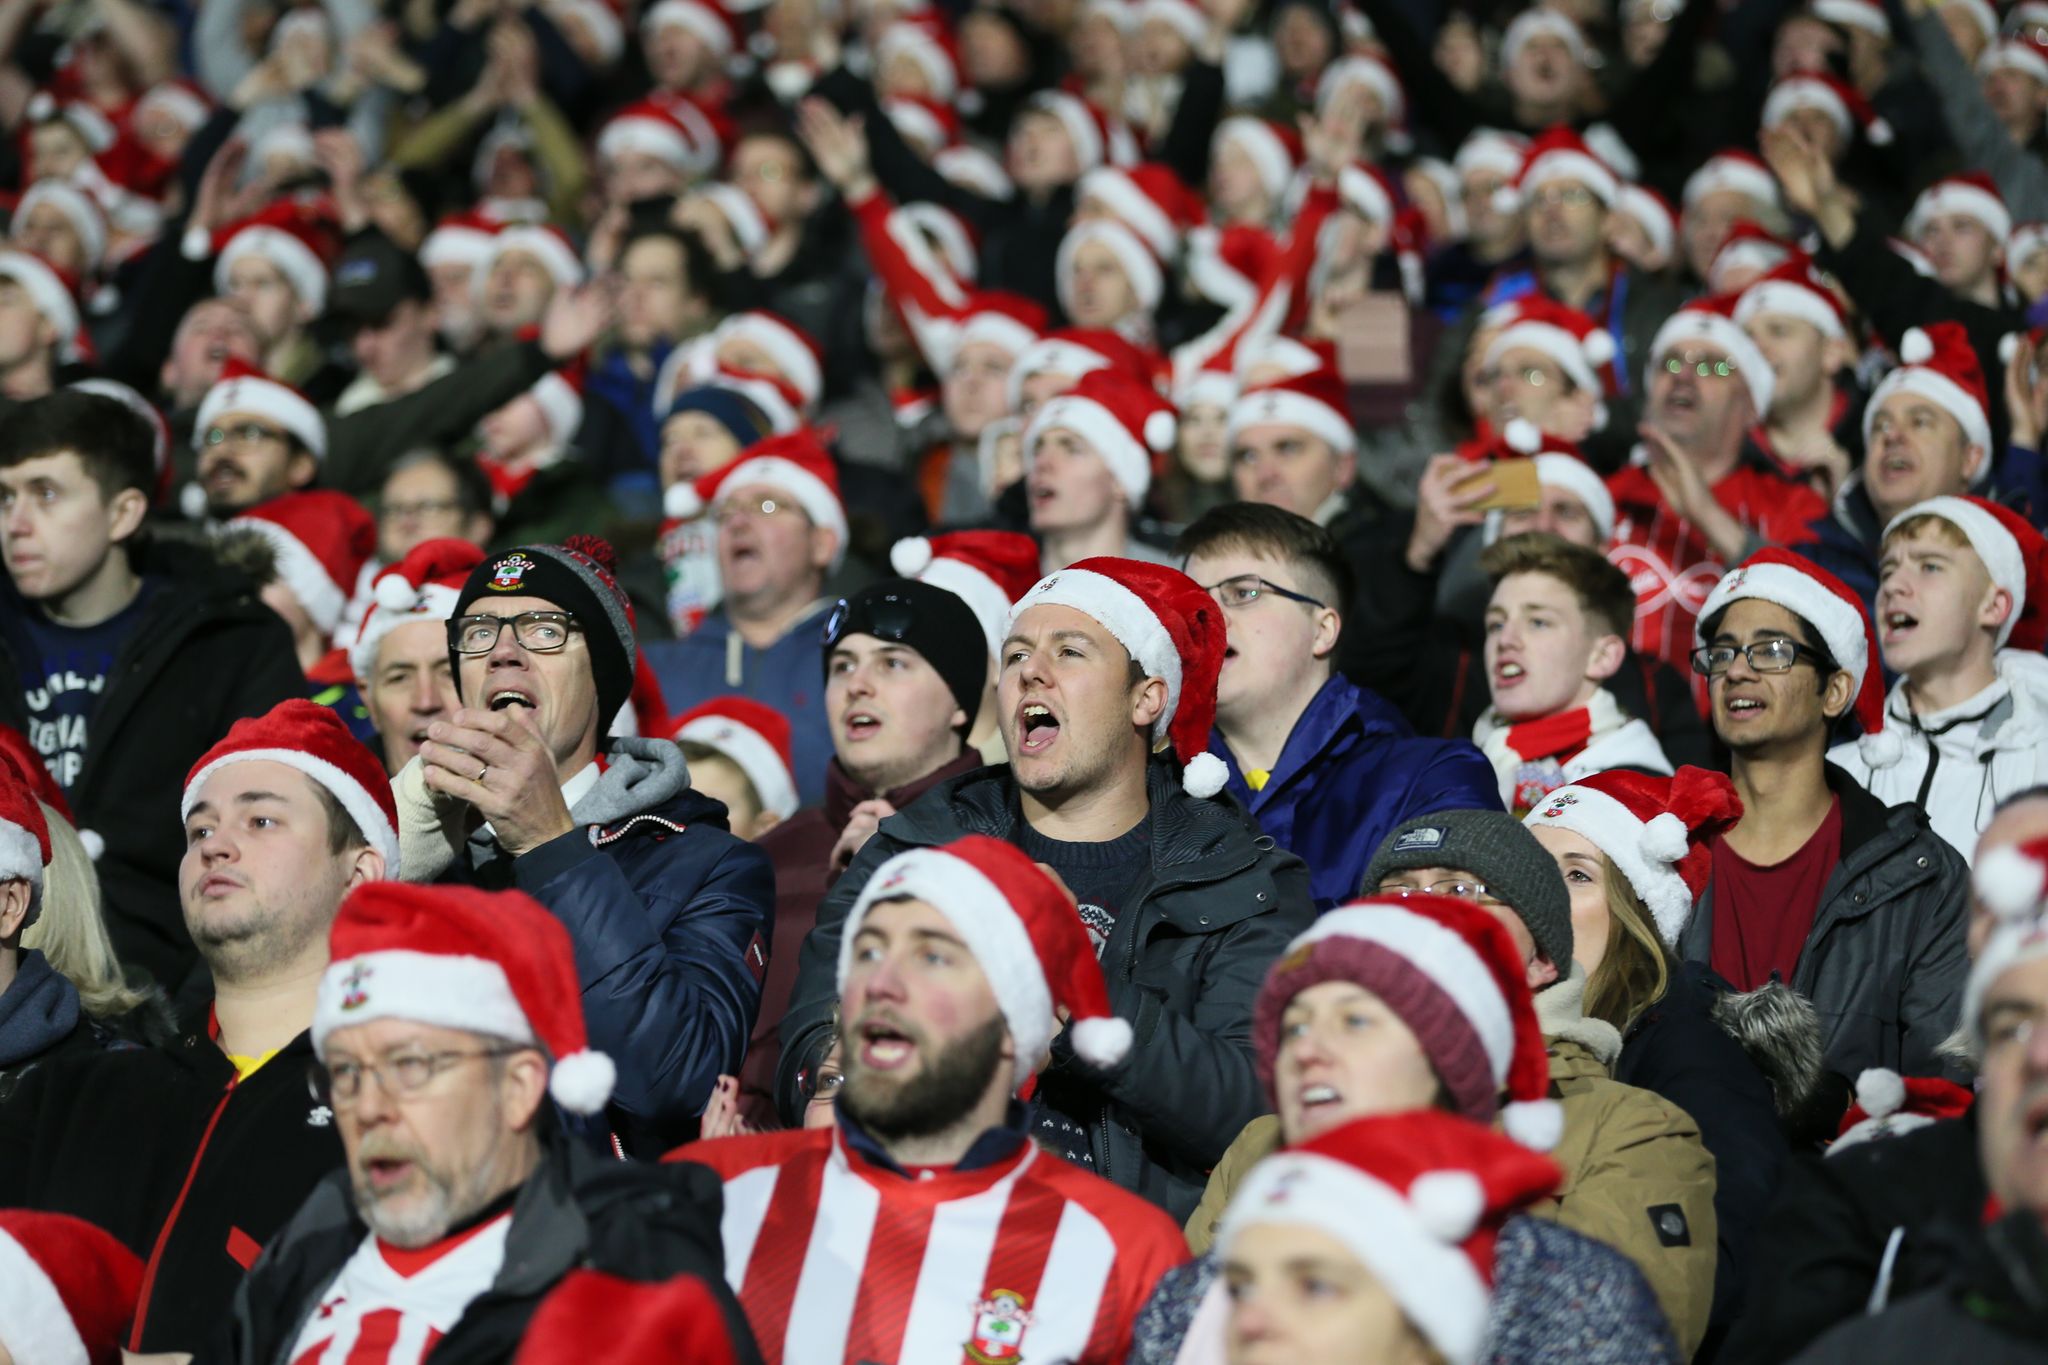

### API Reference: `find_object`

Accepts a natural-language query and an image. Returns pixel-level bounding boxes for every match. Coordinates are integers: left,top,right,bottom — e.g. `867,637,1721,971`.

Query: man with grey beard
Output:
0,700,398,1352
209,881,755,1362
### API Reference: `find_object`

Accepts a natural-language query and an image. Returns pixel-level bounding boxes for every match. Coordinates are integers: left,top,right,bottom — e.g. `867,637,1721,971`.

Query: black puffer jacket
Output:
775,759,1315,1222
1678,766,1971,1083
205,1131,763,1365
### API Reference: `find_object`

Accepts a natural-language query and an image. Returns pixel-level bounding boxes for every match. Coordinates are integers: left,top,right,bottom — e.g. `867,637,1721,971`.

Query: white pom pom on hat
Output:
1640,811,1689,864
1144,408,1177,453
1858,726,1906,770
1409,1170,1486,1242
547,1048,617,1115
664,482,705,520
1973,842,2047,922
1581,328,1616,368
1900,327,1934,364
373,573,418,611
1503,417,1542,454
1070,1013,1134,1068
1853,1067,1905,1121
1181,750,1229,798
1503,1097,1563,1151
179,481,208,521
890,535,935,577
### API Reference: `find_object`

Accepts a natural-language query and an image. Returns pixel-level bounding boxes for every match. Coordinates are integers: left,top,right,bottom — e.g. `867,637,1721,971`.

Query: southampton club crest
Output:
490,553,537,592
963,1289,1033,1364
339,960,373,1011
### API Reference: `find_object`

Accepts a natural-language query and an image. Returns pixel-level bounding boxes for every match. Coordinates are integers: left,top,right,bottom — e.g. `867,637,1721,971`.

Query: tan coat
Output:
1184,970,1718,1358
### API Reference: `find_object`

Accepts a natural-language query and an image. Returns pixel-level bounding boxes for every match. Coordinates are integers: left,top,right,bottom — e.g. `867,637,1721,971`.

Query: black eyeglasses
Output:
1690,638,1825,677
307,1046,527,1107
449,611,582,655
824,592,919,649
204,421,288,448
1202,575,1326,611
1662,354,1735,380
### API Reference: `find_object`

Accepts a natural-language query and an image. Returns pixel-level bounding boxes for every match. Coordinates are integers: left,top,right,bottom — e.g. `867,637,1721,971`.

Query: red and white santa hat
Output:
205,202,337,313
486,222,585,291
1135,0,1208,46
1055,216,1162,315
0,746,49,920
1864,322,1992,455
1811,0,1889,36
0,249,81,359
133,78,212,136
670,696,799,820
882,95,961,158
15,178,107,272
1009,556,1228,796
710,310,823,411
598,99,721,179
315,881,615,1112
1499,125,1617,210
1906,171,2012,247
1217,1109,1562,1365
1227,362,1357,456
1981,32,2048,85
25,95,115,152
0,1210,144,1365
227,489,378,638
1023,90,1137,173
953,290,1046,359
1522,767,1742,943
1682,149,1781,210
1453,127,1529,182
665,428,848,567
1211,117,1300,203
1649,295,1776,415
1316,52,1406,129
1696,548,1886,745
516,1270,740,1365
1481,294,1617,424
195,357,326,459
1881,495,2048,654
1464,419,1614,540
697,181,774,257
1502,7,1587,67
420,210,505,272
1079,162,1205,261
642,0,737,56
1335,157,1401,228
874,17,960,102
350,537,487,682
891,200,977,282
1708,220,1792,292
1734,258,1849,339
2012,220,2048,269
934,143,1012,198
1964,833,2048,1055
2010,0,2048,33
1251,893,1563,1146
891,529,1043,659
1183,222,1280,312
1829,1068,1975,1152
1760,70,1894,146
182,699,400,870
841,834,1134,1084
1613,183,1677,264
1025,367,1176,506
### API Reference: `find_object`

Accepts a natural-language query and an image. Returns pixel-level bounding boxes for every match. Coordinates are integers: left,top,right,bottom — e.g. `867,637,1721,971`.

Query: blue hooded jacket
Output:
1209,675,1503,909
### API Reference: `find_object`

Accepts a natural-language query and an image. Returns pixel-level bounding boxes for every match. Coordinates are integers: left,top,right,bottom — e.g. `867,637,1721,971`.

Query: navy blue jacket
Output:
461,744,773,1157
1799,482,1883,624
1208,675,1503,908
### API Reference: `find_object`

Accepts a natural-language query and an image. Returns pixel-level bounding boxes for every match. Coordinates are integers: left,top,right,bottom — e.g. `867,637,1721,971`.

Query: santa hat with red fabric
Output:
1055,216,1163,314
1078,162,1205,261
225,490,376,638
1905,171,2013,248
664,428,848,568
350,538,488,682
1316,52,1407,133
1480,294,1617,428
1008,557,1228,797
1682,149,1781,210
485,222,585,292
882,95,962,158
891,530,1043,659
1865,322,1992,454
1004,326,1159,410
1759,70,1894,147
1522,767,1743,943
953,290,1046,359
195,357,327,459
1227,361,1357,456
669,696,799,820
597,99,721,179
1981,34,2048,86
202,200,340,312
1963,833,2048,1058
1811,0,1889,35
0,248,83,361
421,209,509,272
15,178,107,272
0,722,66,823
1211,117,1300,204
1734,258,1849,340
709,310,823,412
1183,221,1281,312
1613,183,1677,265
1707,220,1793,292
874,17,961,101
1829,1068,1974,1152
1251,893,1563,1145
639,0,738,61
0,745,50,922
515,1271,741,1365
182,699,400,871
1649,295,1776,415
314,881,615,1112
1461,419,1614,541
1696,548,1888,748
1022,90,1136,173
1335,157,1401,229
1217,1111,1563,1365
697,182,775,258
0,1210,144,1365
1497,125,1617,211
840,834,1135,1084
1881,495,2048,653
1023,368,1177,508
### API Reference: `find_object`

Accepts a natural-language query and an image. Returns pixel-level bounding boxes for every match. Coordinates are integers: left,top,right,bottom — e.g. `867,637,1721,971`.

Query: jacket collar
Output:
835,1100,1032,1179
824,748,984,829
1212,675,1394,806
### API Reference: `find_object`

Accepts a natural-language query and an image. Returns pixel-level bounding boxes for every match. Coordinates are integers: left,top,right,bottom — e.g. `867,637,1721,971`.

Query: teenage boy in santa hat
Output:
0,700,394,1351
669,696,802,841
1022,368,1178,572
1685,548,1970,1081
349,538,486,775
777,557,1313,1219
0,390,302,999
1178,501,1498,908
644,430,850,805
1801,323,1998,614
1827,496,2048,861
225,488,379,678
671,836,1187,1365
212,881,759,1363
400,535,772,1155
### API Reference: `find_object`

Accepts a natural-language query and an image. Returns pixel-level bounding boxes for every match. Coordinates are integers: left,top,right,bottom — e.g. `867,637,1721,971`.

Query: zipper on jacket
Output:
129,1077,238,1350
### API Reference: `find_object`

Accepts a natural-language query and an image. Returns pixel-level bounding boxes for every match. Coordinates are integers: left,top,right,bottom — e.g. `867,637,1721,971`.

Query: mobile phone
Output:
1453,458,1543,512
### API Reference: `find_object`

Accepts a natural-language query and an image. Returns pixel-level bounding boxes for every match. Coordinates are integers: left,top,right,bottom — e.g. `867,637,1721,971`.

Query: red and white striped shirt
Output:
668,1126,1187,1365
287,1213,511,1365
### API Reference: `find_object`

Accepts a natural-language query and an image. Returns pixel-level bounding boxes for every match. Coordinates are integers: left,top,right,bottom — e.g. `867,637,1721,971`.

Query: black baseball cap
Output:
328,231,431,326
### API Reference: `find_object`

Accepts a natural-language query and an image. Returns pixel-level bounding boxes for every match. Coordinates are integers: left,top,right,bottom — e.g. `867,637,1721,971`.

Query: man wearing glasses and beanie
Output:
1360,808,1719,1356
1684,548,1969,1081
1179,502,1499,908
396,535,772,1155
739,579,994,1127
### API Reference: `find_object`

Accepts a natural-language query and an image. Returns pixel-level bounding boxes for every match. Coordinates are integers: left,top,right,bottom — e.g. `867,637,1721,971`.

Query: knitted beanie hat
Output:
454,536,637,730
1363,811,1575,970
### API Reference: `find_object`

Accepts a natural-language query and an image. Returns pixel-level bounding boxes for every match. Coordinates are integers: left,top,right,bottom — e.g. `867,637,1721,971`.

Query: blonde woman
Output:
24,801,173,1053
